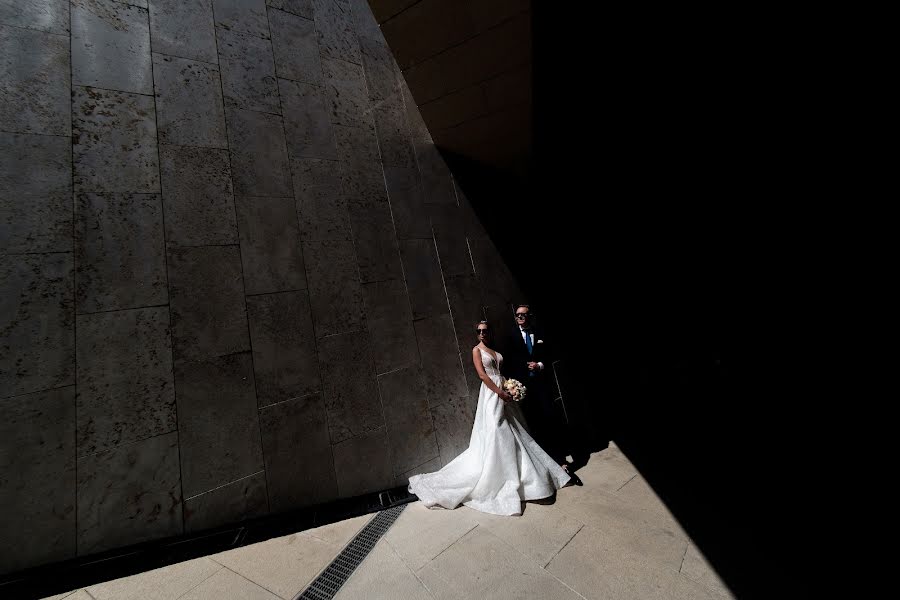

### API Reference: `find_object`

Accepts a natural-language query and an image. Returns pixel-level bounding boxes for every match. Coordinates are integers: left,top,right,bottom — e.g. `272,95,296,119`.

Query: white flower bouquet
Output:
503,378,526,402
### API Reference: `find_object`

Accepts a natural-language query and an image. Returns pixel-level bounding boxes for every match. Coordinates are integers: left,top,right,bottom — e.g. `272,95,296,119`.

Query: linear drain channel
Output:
294,504,407,600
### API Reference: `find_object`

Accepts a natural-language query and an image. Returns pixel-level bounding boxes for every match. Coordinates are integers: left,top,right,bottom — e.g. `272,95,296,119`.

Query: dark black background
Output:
448,5,829,598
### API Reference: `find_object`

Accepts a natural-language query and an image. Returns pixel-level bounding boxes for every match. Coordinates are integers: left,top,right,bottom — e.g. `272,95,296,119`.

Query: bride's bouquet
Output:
503,378,526,402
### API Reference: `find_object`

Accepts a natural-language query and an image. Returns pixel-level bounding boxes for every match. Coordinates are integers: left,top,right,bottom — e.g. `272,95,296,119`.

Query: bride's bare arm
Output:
472,347,511,400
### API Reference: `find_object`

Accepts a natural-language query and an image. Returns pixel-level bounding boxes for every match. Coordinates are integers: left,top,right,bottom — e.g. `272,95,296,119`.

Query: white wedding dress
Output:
408,348,570,516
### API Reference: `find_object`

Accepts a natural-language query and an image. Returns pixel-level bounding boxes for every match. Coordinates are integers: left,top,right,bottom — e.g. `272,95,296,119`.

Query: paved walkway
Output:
42,443,733,600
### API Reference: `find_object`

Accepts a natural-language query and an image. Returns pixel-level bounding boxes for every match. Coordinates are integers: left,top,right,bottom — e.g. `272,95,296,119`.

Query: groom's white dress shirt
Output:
519,326,544,370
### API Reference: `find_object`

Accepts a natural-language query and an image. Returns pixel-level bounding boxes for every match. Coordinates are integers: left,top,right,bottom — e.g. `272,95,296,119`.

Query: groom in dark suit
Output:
504,305,580,484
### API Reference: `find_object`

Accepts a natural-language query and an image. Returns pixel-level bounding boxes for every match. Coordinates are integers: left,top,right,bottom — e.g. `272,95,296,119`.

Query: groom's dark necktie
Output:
524,330,535,376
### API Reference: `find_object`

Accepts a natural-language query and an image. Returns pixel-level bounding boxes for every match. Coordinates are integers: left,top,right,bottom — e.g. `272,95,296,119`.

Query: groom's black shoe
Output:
562,464,583,487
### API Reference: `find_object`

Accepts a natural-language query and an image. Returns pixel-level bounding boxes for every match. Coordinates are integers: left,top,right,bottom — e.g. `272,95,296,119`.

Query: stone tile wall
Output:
0,0,524,573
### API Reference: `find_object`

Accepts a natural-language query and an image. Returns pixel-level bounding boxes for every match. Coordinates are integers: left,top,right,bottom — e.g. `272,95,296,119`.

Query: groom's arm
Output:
524,333,548,372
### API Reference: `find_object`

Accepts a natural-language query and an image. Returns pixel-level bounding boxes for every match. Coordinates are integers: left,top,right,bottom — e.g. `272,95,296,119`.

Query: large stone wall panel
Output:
175,352,264,498
0,24,70,135
317,330,383,443
0,386,76,574
0,132,72,254
259,393,338,511
76,431,182,555
247,291,320,408
0,253,74,397
75,307,175,455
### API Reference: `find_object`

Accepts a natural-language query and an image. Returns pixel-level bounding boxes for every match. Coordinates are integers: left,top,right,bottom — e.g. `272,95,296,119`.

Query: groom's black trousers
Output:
521,375,567,465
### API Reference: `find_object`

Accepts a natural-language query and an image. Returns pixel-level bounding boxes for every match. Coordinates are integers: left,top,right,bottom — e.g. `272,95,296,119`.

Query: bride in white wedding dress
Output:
408,321,570,516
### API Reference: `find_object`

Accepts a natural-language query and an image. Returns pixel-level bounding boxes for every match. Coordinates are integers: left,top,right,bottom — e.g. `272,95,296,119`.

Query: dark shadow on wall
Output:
446,147,819,600
443,149,610,461
441,5,827,597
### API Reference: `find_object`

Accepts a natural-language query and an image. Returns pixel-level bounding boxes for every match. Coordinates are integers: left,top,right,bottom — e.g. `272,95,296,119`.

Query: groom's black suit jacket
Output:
502,327,552,397
502,326,566,462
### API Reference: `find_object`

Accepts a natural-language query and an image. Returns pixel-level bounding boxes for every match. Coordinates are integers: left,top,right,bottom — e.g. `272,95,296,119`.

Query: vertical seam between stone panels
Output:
432,208,463,358
340,165,366,286
452,175,485,390
305,0,345,488
317,3,366,290
67,0,79,558
307,3,355,295
146,0,185,536
373,375,397,482
395,47,446,461
351,1,392,439
432,220,466,466
212,0,273,516
375,81,413,300
299,254,335,485
466,237,477,277
433,177,473,463
265,3,308,329
317,1,379,457
452,174,478,280
457,177,481,333
399,66,426,191
266,0,330,513
260,0,289,518
451,175,476,281
361,4,439,476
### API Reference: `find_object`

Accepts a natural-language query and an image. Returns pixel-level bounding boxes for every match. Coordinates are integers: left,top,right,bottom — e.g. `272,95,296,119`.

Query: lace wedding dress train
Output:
408,349,570,516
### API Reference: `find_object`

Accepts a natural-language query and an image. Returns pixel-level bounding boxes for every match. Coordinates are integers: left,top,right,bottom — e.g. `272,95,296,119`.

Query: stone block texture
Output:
0,0,525,574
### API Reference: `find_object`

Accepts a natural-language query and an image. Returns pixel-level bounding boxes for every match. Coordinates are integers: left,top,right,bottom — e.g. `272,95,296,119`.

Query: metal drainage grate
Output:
294,504,407,600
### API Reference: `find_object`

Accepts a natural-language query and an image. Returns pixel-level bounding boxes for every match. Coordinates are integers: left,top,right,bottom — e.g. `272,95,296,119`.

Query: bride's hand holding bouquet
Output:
502,378,526,402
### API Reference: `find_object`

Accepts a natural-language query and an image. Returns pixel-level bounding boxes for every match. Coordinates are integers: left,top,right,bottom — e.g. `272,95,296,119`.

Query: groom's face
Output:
515,308,530,329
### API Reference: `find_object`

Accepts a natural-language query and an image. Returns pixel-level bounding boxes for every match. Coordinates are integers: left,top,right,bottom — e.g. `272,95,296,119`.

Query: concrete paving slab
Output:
416,526,583,600
680,542,736,599
579,443,640,493
211,532,339,599
384,501,479,572
333,538,435,600
615,473,677,517
178,567,280,600
86,557,221,600
556,493,688,572
547,525,719,600
464,502,584,567
303,514,372,547
556,485,687,547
